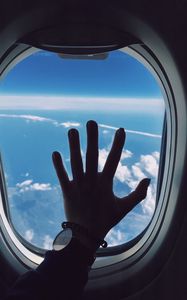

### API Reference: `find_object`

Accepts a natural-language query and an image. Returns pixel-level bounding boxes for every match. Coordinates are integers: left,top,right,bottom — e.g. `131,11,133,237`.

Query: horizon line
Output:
0,95,165,112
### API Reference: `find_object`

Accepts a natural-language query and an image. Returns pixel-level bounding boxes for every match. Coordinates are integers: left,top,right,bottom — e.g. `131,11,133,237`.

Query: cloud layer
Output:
0,95,164,113
0,113,81,129
16,180,52,193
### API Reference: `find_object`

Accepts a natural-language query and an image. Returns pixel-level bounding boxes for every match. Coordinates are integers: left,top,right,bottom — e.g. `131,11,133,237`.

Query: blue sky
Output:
0,50,162,98
0,49,164,114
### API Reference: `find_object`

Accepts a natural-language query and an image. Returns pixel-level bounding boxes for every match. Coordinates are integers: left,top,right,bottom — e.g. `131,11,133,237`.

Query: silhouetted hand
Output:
52,120,150,242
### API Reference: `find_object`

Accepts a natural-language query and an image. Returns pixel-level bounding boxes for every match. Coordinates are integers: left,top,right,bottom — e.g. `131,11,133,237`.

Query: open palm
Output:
52,120,150,241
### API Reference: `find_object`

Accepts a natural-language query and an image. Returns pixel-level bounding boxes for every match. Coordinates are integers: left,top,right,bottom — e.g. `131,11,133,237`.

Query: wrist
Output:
62,222,107,253
73,230,100,254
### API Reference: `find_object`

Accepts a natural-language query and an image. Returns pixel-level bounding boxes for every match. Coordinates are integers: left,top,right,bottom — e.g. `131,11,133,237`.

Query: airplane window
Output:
0,48,165,253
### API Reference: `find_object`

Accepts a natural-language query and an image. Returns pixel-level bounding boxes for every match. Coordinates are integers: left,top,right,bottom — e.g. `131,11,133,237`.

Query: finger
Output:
117,178,151,219
52,151,70,192
86,120,98,180
102,128,125,179
68,128,84,183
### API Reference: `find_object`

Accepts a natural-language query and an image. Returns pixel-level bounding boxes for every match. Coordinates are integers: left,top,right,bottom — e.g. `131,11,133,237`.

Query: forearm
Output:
5,239,94,300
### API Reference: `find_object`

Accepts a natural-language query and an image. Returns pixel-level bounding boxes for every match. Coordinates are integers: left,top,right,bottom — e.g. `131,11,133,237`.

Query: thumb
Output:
117,178,151,220
133,178,151,201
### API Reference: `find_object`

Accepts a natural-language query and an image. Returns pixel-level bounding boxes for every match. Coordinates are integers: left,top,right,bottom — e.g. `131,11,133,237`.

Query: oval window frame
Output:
0,43,167,262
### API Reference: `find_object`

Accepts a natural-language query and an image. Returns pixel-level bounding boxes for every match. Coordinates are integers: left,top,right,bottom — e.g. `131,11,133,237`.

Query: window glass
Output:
0,49,165,250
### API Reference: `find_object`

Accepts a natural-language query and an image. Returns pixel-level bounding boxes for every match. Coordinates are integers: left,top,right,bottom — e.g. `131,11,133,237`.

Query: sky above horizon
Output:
0,49,162,98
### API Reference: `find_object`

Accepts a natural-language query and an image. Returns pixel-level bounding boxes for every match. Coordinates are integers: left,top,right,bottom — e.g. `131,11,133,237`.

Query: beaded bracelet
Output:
62,221,108,248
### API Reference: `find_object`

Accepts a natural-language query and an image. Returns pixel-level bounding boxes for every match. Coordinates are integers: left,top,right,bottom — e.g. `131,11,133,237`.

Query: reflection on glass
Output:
0,49,165,249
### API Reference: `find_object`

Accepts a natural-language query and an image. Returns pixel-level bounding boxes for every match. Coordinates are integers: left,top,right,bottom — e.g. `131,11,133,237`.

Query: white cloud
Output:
106,227,126,246
0,95,164,113
0,113,53,123
126,129,161,139
98,148,108,171
98,149,159,216
152,151,160,161
124,151,159,216
102,129,109,134
105,211,153,246
125,178,156,217
98,148,132,183
0,113,82,130
25,229,34,242
138,154,159,177
130,152,159,183
16,179,33,188
99,124,161,139
21,115,52,122
131,165,146,180
123,211,152,236
30,183,52,191
16,180,52,193
43,235,53,250
121,150,133,160
99,124,124,130
141,184,156,215
115,163,132,183
7,187,18,199
58,121,80,128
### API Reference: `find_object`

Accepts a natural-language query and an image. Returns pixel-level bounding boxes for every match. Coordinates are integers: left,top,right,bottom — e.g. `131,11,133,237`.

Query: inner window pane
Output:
0,49,165,250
